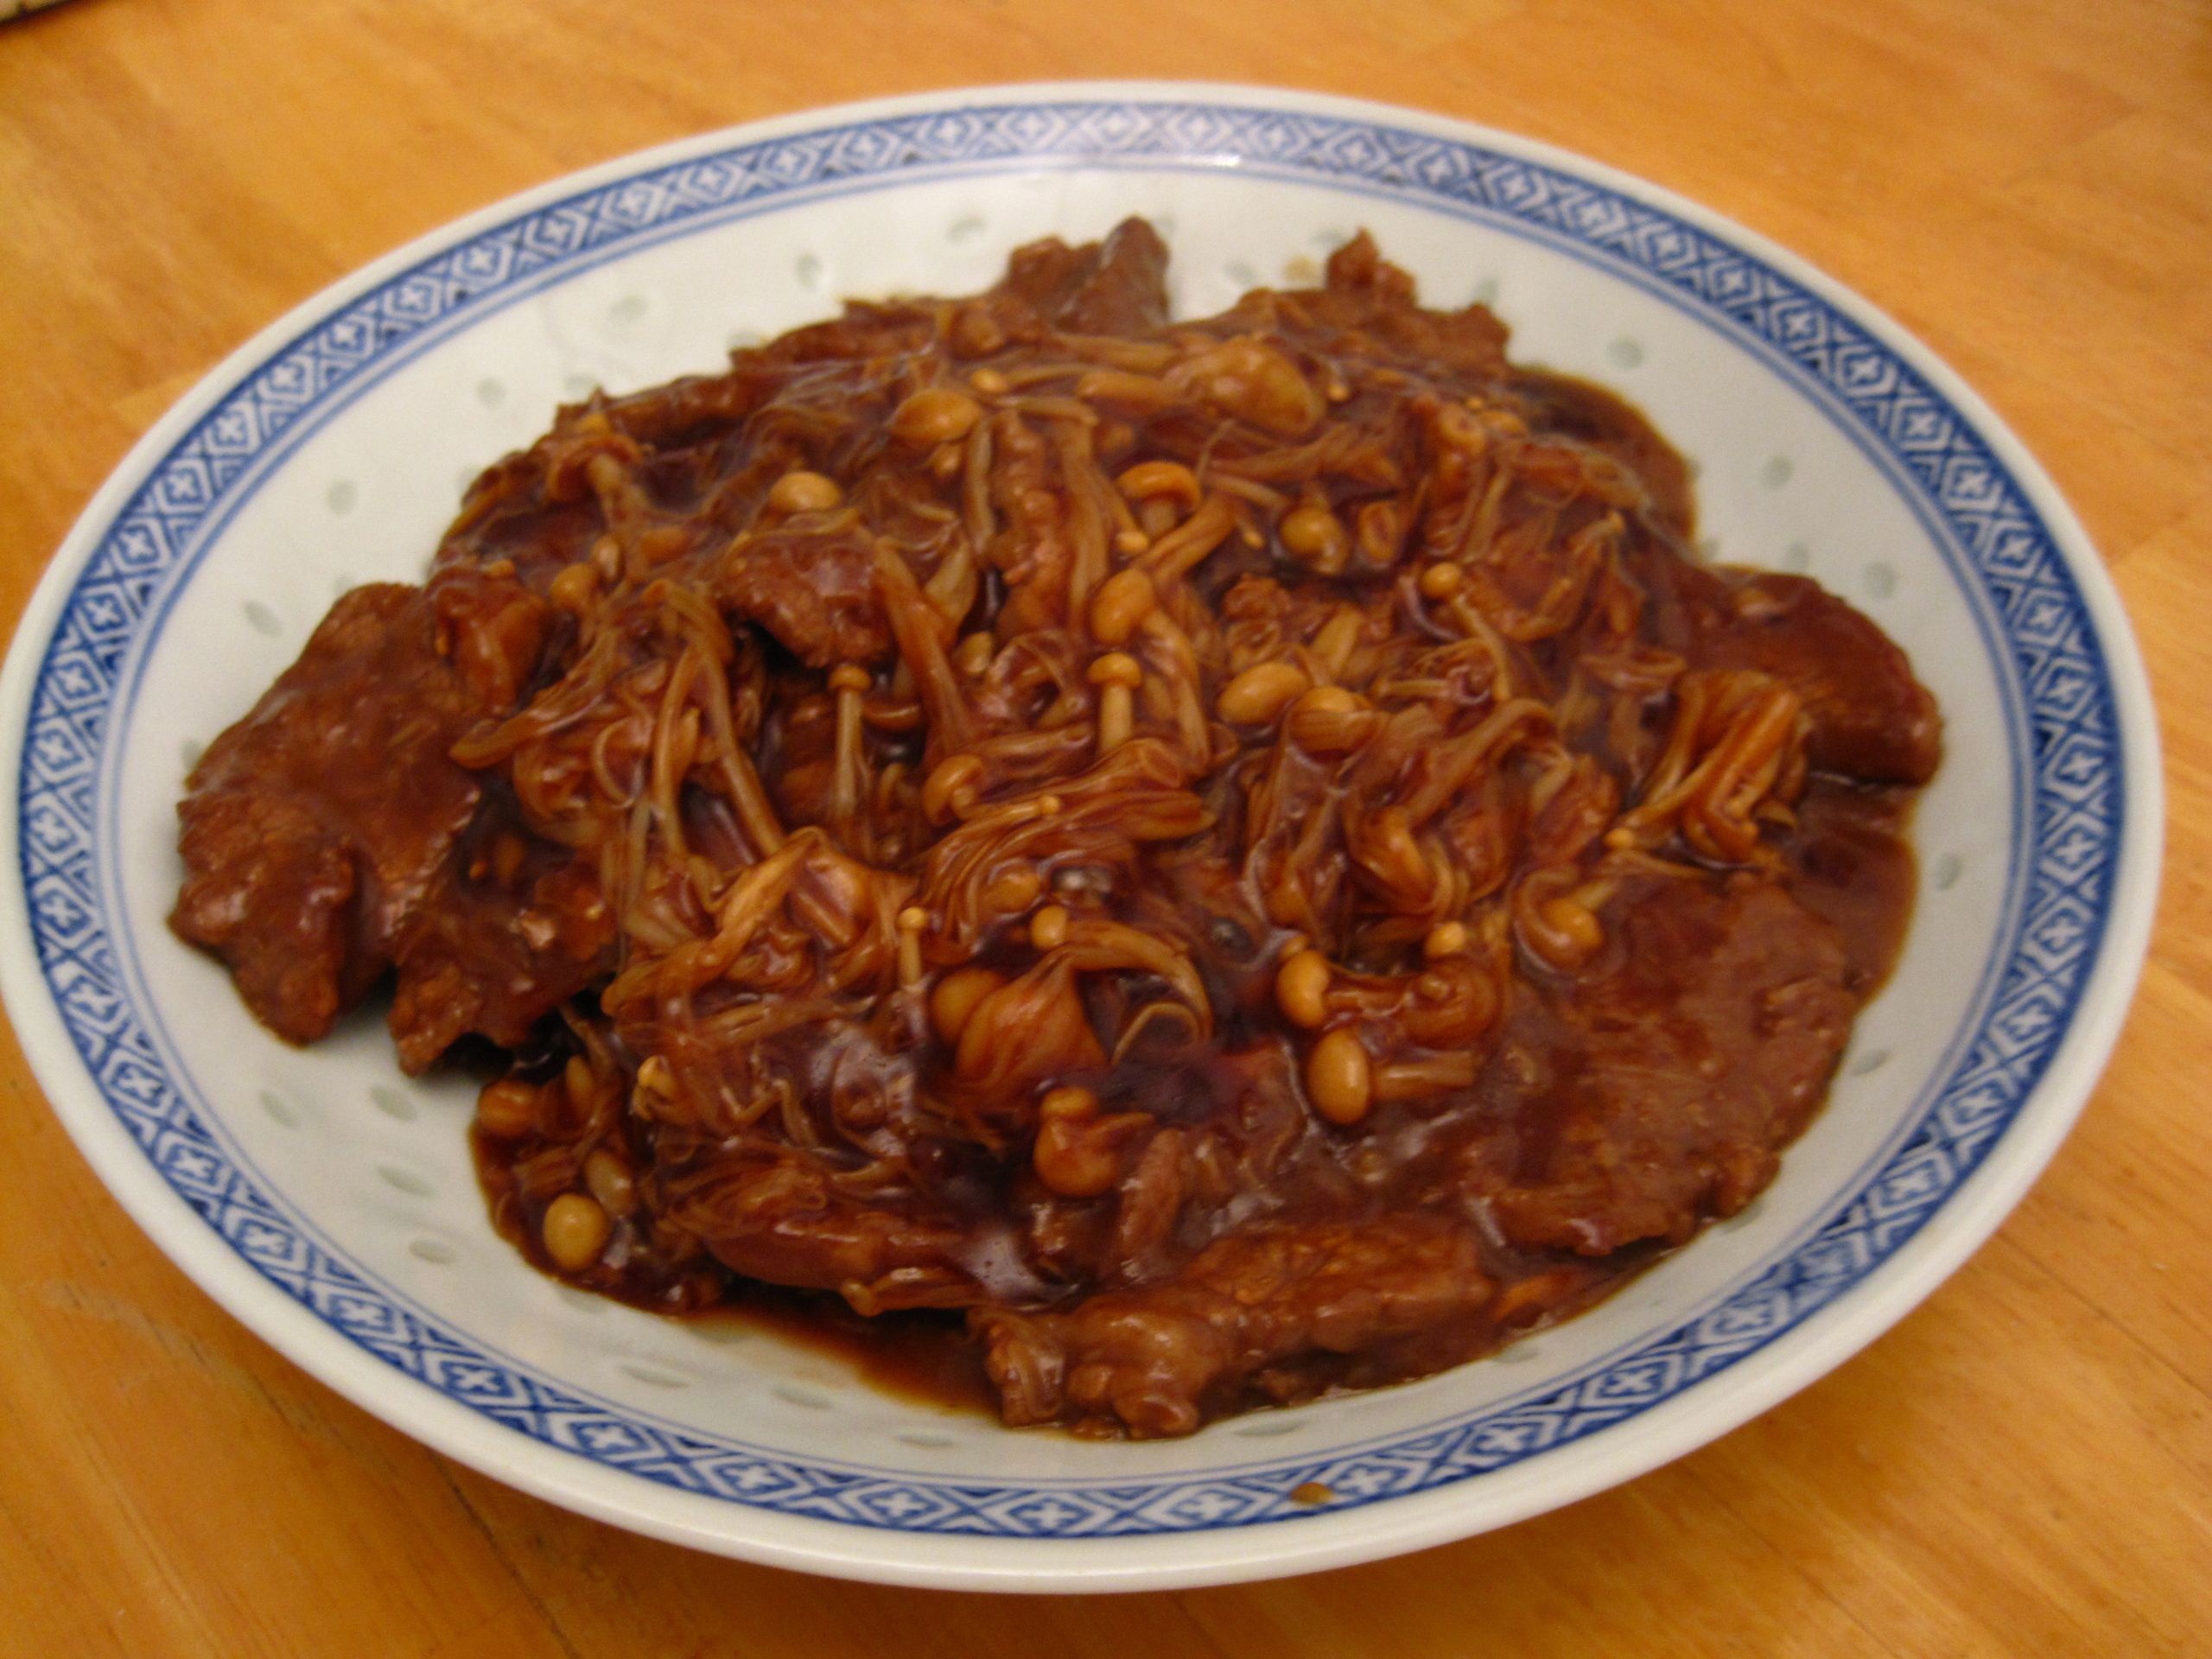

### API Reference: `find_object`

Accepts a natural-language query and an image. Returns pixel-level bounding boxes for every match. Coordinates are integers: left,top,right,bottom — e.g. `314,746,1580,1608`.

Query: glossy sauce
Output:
187,219,1941,1436
474,777,1917,1420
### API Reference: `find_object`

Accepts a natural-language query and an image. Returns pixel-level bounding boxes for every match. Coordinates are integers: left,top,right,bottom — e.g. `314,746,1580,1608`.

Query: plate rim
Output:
0,79,2164,1591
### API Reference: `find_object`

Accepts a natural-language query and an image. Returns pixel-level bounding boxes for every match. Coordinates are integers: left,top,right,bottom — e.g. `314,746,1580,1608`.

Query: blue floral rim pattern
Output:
16,99,2121,1539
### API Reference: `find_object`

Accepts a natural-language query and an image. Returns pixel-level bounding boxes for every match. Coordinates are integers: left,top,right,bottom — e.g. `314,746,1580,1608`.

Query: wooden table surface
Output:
3,1,2208,1651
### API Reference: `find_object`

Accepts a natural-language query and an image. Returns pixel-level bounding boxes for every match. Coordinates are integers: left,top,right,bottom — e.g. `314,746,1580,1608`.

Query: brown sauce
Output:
690,1294,996,1417
179,219,1940,1438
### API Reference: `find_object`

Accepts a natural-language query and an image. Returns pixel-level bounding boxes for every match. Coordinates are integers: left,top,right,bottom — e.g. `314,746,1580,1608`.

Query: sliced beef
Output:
387,845,615,1074
1285,231,1511,383
1463,875,1854,1255
171,570,547,1046
1642,556,1942,785
171,780,369,1046
713,521,893,668
1711,570,1942,784
753,302,941,371
995,217,1173,336
666,1150,1001,1313
974,1217,1494,1438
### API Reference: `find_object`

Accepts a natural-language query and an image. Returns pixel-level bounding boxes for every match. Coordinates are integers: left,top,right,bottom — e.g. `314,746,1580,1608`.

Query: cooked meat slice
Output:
663,1149,1001,1313
1465,875,1854,1255
713,521,892,668
997,217,1173,336
171,571,548,1045
169,785,366,1046
974,1217,1493,1438
390,930,587,1074
753,302,940,371
1297,231,1511,382
387,848,614,1074
1646,560,1942,785
1712,571,1942,784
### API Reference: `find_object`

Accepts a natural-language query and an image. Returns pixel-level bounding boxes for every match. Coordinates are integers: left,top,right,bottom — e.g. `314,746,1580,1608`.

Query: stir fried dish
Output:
172,220,1940,1437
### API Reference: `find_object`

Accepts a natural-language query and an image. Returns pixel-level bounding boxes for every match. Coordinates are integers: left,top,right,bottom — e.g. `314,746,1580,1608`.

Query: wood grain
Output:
3,1,2208,1651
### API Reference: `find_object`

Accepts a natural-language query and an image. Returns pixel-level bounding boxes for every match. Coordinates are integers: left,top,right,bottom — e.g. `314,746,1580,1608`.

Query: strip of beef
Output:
712,520,892,669
1640,553,1942,785
172,569,548,1048
1708,570,1942,784
1258,231,1510,385
387,837,614,1074
995,216,1172,336
659,1148,1017,1313
974,1217,1494,1438
1459,875,1855,1255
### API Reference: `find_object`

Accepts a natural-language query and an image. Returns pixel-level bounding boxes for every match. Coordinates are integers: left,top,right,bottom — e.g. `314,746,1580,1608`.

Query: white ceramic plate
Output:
0,84,2160,1591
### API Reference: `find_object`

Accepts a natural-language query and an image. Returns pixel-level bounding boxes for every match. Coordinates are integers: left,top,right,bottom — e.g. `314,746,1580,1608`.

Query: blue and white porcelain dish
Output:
0,85,2160,1591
